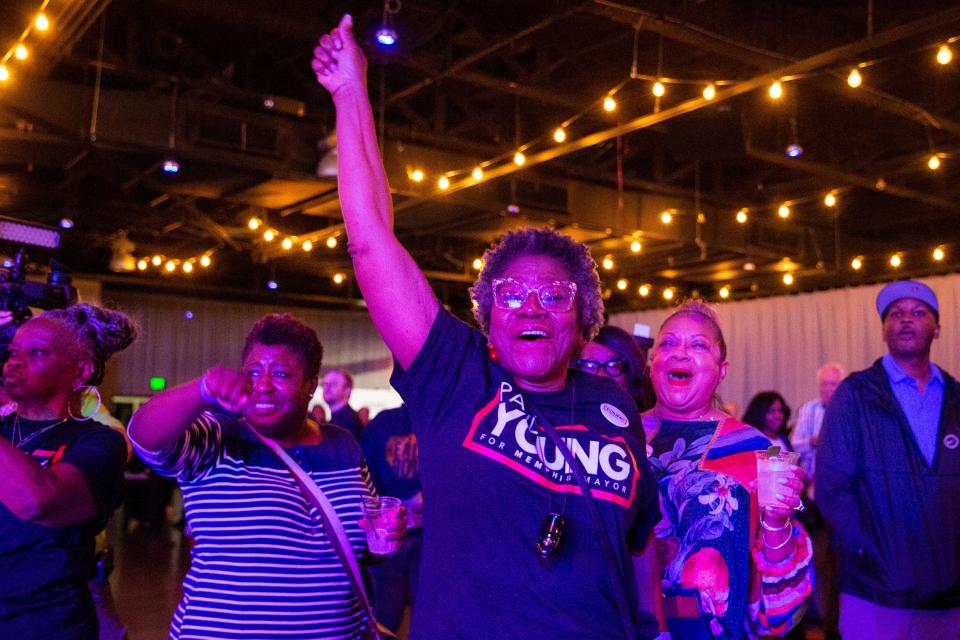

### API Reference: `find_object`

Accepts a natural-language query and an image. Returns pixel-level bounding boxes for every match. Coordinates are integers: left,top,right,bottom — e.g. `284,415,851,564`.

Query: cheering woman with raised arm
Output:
314,15,661,640
0,304,136,639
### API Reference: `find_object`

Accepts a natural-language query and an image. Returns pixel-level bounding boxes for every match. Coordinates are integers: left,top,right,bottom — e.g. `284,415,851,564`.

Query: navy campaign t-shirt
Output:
360,405,420,503
0,415,126,604
392,309,660,640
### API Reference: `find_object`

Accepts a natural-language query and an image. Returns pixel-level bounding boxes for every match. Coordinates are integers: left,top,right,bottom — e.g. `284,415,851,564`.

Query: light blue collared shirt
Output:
882,353,944,466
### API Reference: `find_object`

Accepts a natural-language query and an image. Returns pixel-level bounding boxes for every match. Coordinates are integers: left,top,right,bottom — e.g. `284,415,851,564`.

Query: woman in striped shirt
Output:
129,314,401,639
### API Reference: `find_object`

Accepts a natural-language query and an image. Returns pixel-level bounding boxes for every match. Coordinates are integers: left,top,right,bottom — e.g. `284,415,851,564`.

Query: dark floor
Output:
109,516,191,640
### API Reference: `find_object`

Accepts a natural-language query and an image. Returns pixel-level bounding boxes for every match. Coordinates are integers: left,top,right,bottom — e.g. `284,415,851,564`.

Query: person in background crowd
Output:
742,391,793,452
577,324,656,412
642,301,812,638
0,304,137,639
314,16,662,639
791,363,845,485
128,313,404,640
360,404,422,633
818,281,960,639
791,362,845,640
323,367,363,438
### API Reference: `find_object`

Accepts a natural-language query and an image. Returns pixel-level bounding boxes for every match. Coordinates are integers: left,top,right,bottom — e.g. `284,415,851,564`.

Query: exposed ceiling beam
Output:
385,3,588,106
745,146,960,213
436,5,960,196
592,0,960,137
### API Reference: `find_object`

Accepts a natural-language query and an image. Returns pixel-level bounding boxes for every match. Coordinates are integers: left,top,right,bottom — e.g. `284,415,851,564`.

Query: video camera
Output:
0,218,79,360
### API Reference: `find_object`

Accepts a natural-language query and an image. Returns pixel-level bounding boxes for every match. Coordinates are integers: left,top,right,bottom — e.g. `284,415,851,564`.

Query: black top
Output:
330,405,363,440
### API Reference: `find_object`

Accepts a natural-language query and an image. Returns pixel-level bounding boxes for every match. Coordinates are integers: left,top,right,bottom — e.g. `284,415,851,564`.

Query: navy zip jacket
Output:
818,359,960,610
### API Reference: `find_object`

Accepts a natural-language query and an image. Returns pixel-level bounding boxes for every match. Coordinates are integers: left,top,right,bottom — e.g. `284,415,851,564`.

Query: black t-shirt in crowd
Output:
0,415,126,605
391,309,660,640
360,405,420,503
330,405,363,440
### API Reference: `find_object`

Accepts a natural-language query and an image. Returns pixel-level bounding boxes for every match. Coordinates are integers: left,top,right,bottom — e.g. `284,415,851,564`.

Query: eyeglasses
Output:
574,356,627,377
491,278,577,312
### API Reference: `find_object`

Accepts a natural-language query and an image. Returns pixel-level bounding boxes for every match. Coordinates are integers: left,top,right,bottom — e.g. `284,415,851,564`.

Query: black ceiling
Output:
2,0,960,319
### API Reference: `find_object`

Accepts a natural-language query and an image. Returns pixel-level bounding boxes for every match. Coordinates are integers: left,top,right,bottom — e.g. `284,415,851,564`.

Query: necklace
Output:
10,414,70,449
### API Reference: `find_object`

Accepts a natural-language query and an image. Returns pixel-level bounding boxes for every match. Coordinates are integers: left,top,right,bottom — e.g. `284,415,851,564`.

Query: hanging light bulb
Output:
513,151,526,166
630,240,642,253
736,208,749,224
652,81,665,97
248,217,262,230
662,287,675,301
702,84,716,100
778,204,790,219
783,273,794,285
937,44,953,65
409,168,425,182
847,68,863,88
768,81,783,100
281,237,294,250
824,192,837,207
471,167,484,181
375,0,400,47
333,273,346,285
183,261,194,273
933,246,946,261
553,127,566,143
14,45,28,61
35,13,50,31
137,259,148,271
263,229,275,242
851,256,863,270
638,284,651,297
660,210,673,224
719,286,730,299
602,256,614,270
200,255,211,267
928,154,941,171
889,253,902,268
437,176,450,190
0,65,9,82
326,236,338,249
165,260,177,272
616,278,628,291
472,258,484,270
302,240,313,252
603,96,617,112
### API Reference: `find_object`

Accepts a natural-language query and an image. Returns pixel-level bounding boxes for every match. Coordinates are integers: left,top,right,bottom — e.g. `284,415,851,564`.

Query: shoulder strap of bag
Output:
533,414,637,640
251,428,397,640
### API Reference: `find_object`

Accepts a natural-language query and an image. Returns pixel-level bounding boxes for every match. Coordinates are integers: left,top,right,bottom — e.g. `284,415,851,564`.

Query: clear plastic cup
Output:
362,496,402,554
755,450,800,509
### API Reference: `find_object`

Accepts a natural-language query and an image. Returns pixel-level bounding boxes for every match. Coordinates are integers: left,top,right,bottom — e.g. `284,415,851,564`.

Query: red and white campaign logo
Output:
462,381,640,507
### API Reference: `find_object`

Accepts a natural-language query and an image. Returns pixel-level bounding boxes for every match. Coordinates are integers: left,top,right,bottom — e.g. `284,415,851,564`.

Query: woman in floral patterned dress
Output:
642,301,812,639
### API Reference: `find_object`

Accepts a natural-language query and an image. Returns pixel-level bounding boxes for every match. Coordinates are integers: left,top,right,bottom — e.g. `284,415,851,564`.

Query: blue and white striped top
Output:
133,413,373,640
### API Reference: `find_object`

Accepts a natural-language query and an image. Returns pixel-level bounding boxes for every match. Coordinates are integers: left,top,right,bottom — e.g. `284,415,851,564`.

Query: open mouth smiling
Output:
516,329,549,341
666,369,693,385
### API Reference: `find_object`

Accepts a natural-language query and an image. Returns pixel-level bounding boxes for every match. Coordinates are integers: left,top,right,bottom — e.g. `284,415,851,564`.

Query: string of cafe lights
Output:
133,250,216,275
600,241,953,306
0,1,52,83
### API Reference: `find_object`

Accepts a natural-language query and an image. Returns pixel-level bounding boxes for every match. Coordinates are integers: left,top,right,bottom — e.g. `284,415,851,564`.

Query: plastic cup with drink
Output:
362,495,402,555
754,447,800,511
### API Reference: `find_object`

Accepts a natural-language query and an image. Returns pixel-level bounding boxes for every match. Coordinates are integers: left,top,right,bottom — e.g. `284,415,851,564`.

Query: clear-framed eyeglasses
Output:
574,356,627,377
491,278,577,313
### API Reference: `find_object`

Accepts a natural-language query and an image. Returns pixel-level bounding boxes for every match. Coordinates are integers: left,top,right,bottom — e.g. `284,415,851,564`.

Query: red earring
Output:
487,342,499,362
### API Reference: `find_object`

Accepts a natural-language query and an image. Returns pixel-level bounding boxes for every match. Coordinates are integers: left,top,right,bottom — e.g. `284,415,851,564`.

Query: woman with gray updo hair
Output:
0,303,136,638
314,16,661,639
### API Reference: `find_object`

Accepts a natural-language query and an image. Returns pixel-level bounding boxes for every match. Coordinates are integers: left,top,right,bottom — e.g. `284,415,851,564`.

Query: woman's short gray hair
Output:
469,227,604,341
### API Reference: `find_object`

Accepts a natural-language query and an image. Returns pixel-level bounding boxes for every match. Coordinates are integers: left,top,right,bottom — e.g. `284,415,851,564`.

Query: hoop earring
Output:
68,385,102,422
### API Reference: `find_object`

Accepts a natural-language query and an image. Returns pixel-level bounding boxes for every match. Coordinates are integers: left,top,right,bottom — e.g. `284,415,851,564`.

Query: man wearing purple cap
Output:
818,280,960,639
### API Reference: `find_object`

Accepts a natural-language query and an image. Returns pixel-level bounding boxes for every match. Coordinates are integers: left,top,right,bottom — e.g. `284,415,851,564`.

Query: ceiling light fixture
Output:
375,0,401,47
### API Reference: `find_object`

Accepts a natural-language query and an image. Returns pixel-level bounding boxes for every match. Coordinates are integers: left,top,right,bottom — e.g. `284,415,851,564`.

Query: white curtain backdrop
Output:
611,273,960,415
